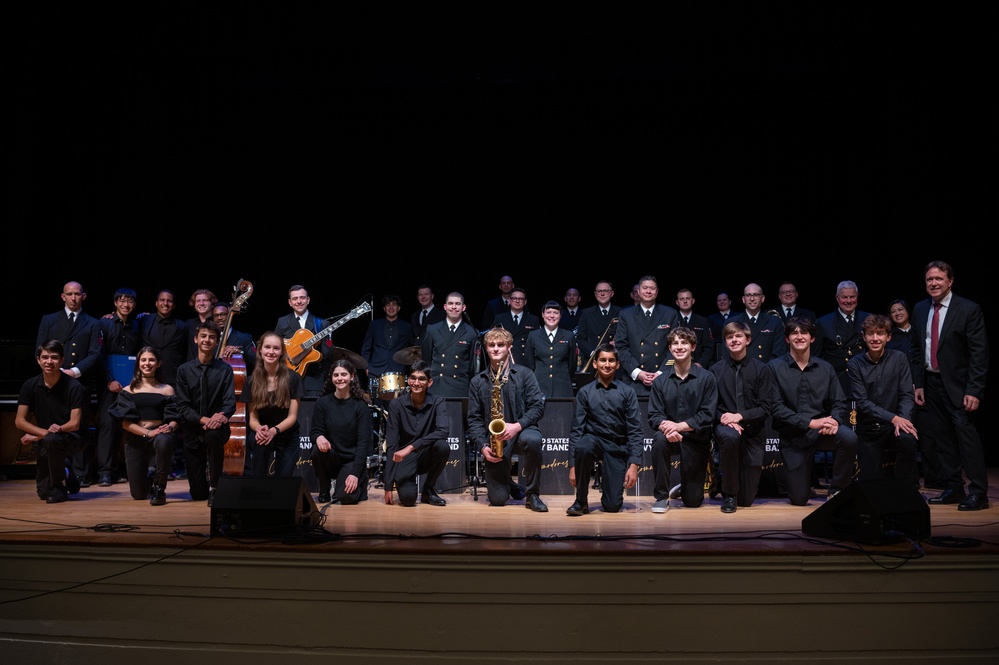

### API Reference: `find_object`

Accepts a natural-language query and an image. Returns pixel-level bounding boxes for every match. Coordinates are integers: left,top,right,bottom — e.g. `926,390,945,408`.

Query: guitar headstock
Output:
354,302,372,318
232,279,254,313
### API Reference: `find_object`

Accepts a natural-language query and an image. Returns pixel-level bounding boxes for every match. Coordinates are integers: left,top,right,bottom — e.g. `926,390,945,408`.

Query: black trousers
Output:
571,434,631,513
391,440,450,507
183,425,229,501
482,426,543,507
652,434,710,507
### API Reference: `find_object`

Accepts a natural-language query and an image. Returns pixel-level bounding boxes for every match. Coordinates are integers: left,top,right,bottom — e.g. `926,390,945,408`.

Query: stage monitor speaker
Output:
801,478,930,545
211,476,320,537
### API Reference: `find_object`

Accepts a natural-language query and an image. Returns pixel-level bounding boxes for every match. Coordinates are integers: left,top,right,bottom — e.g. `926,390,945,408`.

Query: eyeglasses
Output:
744,293,763,298
510,297,526,301
594,289,612,294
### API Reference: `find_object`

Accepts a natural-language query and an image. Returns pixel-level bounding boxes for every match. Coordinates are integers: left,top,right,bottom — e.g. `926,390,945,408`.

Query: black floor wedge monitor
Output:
211,476,321,537
802,478,930,545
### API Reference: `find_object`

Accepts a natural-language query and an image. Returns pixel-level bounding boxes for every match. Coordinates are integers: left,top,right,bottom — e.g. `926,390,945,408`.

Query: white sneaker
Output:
651,498,670,514
668,483,682,500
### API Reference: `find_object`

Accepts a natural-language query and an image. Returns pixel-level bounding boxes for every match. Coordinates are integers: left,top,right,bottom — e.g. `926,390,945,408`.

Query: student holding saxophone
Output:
467,326,549,512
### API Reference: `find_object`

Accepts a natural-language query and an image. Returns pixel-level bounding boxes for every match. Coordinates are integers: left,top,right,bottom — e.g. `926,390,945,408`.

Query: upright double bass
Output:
217,278,253,476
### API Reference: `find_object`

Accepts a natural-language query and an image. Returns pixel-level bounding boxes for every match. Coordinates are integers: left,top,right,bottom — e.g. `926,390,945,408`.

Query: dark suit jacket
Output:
410,306,446,345
559,307,581,333
614,304,679,396
524,327,577,398
575,303,622,364
707,311,734,366
421,320,480,398
492,311,542,367
911,295,989,407
138,314,190,387
275,312,330,396
812,310,870,393
361,317,415,376
677,311,714,367
730,311,788,365
777,306,817,324
480,297,509,332
36,309,101,389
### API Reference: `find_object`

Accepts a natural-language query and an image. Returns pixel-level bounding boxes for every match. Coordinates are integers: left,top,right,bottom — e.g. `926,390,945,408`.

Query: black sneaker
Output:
66,474,81,495
150,487,166,506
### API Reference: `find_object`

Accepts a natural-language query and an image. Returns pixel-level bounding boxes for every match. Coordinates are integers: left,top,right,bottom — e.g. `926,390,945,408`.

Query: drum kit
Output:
363,345,424,486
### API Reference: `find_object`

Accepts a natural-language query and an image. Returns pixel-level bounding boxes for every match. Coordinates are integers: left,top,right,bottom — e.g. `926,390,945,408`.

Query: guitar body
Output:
284,328,322,376
282,302,373,377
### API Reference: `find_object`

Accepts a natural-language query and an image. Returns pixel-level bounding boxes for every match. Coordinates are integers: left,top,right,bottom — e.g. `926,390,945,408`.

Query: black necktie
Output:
645,310,651,319
734,362,746,412
68,312,76,323
421,310,427,325
549,332,555,343
449,324,456,334
602,309,608,317
750,317,756,325
786,309,792,318
683,316,689,325
513,315,519,326
199,364,209,415
846,315,853,325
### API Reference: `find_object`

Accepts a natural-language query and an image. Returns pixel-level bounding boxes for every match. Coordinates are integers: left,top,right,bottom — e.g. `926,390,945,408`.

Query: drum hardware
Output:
392,346,423,366
376,372,408,401
330,347,368,370
367,404,388,487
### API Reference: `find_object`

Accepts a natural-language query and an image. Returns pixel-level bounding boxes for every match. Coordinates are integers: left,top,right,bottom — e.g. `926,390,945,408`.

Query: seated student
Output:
709,320,774,513
468,326,548,512
847,314,919,485
648,327,718,513
109,346,180,505
15,340,87,504
768,317,859,506
383,360,451,507
310,359,373,505
566,343,642,516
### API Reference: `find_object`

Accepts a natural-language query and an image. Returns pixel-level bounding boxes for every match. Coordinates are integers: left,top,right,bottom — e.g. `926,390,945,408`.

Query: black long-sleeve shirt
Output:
310,395,373,477
569,378,643,466
647,364,717,444
847,349,915,433
709,355,773,433
384,393,449,486
767,353,849,437
175,357,236,432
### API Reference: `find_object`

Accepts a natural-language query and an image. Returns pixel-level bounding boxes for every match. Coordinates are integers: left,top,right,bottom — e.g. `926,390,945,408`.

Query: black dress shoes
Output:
958,494,990,511
526,494,549,513
509,482,526,501
721,496,737,514
565,501,589,516
928,488,966,505
150,486,166,506
46,487,68,504
66,474,81,495
98,474,113,487
421,489,447,507
316,493,331,504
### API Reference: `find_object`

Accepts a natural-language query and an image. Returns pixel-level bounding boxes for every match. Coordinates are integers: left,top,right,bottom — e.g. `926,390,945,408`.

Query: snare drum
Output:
378,372,407,400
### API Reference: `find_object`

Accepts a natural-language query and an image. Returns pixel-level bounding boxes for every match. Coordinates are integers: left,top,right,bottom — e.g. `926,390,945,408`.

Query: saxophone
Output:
487,359,509,457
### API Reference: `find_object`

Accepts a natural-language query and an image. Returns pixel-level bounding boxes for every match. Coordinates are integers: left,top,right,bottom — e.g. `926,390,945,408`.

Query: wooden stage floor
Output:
1,471,997,558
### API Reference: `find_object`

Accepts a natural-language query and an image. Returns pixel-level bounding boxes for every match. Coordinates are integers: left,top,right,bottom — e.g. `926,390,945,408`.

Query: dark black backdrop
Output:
8,7,996,457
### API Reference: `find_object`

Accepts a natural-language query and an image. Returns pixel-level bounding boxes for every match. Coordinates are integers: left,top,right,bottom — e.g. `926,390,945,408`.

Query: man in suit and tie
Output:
559,288,582,333
730,283,787,365
776,281,817,324
275,284,330,398
492,288,542,367
36,281,101,489
708,291,734,366
614,275,679,397
912,260,990,511
480,275,517,332
811,280,870,395
675,288,714,368
422,292,481,398
575,280,622,368
138,290,190,388
410,284,445,345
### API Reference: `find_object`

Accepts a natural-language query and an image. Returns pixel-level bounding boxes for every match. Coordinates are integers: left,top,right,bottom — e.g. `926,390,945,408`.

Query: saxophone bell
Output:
488,418,506,457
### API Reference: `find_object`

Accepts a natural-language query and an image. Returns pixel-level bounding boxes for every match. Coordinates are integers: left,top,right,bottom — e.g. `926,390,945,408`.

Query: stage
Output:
1,473,997,663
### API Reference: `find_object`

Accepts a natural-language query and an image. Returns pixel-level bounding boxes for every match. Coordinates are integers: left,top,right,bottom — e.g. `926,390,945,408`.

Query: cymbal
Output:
331,347,367,370
393,346,422,365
